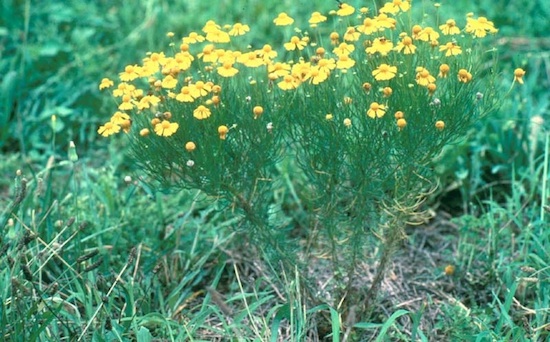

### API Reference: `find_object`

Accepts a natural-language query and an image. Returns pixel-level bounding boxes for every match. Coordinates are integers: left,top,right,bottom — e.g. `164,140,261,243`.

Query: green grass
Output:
1,0,549,341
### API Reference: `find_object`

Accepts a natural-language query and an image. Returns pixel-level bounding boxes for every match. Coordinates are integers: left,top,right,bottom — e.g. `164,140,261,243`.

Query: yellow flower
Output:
228,23,250,36
439,42,462,56
118,94,134,110
458,68,473,83
98,122,120,137
317,58,336,75
411,25,423,39
374,13,396,30
344,27,361,42
238,52,265,67
182,31,205,44
278,75,299,90
284,36,307,51
139,128,150,137
99,78,114,90
417,27,440,42
394,36,416,54
362,82,372,92
161,75,178,89
326,113,333,120
253,106,264,119
119,65,141,81
218,61,239,77
205,29,231,43
336,54,355,69
366,37,393,56
394,111,404,119
396,118,407,129
427,83,436,95
176,86,195,102
435,120,445,131
193,105,212,120
218,125,229,139
154,120,179,137
190,81,212,98
292,61,312,81
439,64,450,78
372,64,397,81
110,111,130,125
268,62,291,77
382,87,393,97
309,11,327,25
333,42,355,56
329,32,340,45
358,18,377,35
274,12,294,26
439,19,461,35
343,118,352,127
367,102,387,118
185,141,196,152
465,16,498,38
444,264,455,275
416,67,436,86
513,68,525,84
305,66,329,85
336,3,355,16
197,44,217,63
380,0,411,15
258,44,278,62
202,20,220,33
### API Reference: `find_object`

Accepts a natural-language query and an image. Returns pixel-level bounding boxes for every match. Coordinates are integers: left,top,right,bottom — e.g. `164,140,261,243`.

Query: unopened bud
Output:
68,141,79,162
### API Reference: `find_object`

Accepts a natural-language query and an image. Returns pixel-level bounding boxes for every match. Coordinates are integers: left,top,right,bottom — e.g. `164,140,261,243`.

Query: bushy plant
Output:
97,0,523,316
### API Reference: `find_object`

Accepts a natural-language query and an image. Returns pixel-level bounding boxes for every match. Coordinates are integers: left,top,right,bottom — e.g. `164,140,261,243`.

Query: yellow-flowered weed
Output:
98,1,521,314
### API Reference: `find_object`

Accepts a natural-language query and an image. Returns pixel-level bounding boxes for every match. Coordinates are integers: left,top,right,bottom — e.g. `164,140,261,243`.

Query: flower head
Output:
373,64,397,81
444,264,455,275
396,118,407,129
439,19,460,35
366,37,394,56
435,120,445,130
284,36,308,51
253,106,264,119
439,42,462,56
185,141,196,152
218,125,229,139
465,16,498,38
228,23,250,36
218,61,239,77
274,12,294,26
99,78,114,90
416,67,436,86
336,3,355,16
343,118,352,127
154,120,179,137
513,68,525,84
193,105,212,120
336,54,355,69
380,0,411,15
417,27,439,42
309,11,327,25
358,18,376,35
458,68,473,83
367,102,387,118
183,32,205,44
394,36,416,54
98,122,120,137
278,74,299,90
439,64,450,78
